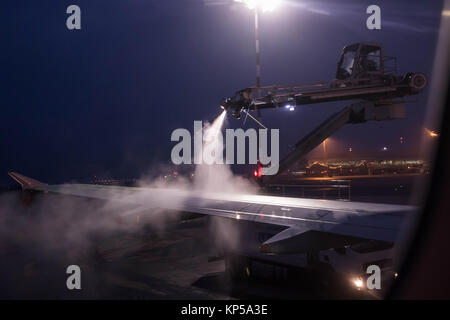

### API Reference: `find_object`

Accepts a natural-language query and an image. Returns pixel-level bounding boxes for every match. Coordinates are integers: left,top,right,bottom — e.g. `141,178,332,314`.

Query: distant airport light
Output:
425,128,439,137
382,146,388,151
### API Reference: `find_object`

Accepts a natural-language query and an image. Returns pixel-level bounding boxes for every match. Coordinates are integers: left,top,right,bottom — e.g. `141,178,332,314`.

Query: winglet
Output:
8,172,47,190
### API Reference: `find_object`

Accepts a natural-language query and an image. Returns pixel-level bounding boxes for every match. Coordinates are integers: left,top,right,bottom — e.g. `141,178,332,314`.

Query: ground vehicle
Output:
222,42,427,119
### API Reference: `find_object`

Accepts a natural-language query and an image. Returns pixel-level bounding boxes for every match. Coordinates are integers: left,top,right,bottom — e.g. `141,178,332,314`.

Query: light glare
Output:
425,128,439,137
284,104,295,111
353,278,364,289
234,0,281,12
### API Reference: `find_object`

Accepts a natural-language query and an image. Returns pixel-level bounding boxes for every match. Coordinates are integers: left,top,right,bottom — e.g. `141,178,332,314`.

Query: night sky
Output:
1,0,444,186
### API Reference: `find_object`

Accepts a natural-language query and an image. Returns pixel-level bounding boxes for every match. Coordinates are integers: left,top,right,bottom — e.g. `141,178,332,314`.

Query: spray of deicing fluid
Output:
193,110,250,251
202,110,227,164
193,110,256,194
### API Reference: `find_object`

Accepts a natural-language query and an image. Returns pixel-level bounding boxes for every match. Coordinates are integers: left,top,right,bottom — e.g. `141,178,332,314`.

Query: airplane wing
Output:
8,172,414,254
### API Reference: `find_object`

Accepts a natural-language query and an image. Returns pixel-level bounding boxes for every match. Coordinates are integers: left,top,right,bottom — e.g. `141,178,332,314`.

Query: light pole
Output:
254,7,261,94
234,0,281,103
233,0,281,171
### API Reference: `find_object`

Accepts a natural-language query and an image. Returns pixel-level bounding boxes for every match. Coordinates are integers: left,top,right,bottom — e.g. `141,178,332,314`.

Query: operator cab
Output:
336,43,383,80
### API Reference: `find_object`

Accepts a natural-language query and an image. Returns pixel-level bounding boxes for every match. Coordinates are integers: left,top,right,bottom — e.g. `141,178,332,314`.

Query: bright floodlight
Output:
234,0,282,12
353,278,364,289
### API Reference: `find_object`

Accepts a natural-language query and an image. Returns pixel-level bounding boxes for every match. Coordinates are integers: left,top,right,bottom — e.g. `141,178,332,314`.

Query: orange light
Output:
425,128,439,137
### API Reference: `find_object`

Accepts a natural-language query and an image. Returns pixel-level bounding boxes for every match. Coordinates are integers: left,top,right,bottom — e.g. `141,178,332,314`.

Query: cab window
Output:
359,45,382,72
337,44,358,79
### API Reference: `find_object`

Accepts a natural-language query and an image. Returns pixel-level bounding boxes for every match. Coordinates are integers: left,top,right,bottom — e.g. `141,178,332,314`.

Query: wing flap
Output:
260,226,369,254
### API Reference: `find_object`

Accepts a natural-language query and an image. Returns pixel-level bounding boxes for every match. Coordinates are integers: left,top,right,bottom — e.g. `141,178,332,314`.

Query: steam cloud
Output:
0,110,259,297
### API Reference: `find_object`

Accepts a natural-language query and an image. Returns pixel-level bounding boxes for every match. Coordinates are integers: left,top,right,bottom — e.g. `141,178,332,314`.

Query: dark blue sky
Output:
1,0,444,186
